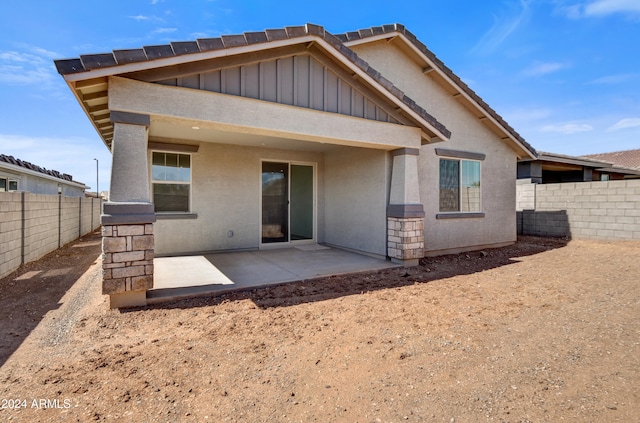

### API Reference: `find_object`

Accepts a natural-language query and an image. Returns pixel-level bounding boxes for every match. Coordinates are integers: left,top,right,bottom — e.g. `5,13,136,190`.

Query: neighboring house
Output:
583,148,640,172
517,151,640,184
54,23,537,307
0,154,88,196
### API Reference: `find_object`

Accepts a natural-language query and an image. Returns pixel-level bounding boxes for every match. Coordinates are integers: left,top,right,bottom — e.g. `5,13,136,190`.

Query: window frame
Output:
150,150,193,214
0,177,17,192
435,148,485,219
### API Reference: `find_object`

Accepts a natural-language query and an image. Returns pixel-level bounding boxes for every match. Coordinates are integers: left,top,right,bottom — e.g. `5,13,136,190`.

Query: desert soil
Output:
0,231,639,422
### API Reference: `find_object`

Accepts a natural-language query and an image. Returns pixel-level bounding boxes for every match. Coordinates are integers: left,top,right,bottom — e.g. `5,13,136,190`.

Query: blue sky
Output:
1,0,639,191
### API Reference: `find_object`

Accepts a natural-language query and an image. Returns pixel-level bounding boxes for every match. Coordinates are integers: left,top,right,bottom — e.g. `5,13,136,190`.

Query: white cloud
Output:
558,0,640,18
152,27,178,34
190,32,211,39
540,123,594,134
522,61,571,77
129,15,150,21
588,73,638,84
128,14,165,24
584,0,640,16
607,117,640,131
0,48,58,87
472,0,532,54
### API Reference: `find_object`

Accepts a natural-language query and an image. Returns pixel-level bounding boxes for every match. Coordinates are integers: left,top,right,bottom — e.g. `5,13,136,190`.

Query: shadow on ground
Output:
133,236,569,312
0,230,102,367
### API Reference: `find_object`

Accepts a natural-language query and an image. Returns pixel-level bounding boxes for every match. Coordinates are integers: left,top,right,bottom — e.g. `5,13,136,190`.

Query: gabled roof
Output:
583,148,640,171
338,24,537,159
54,23,451,148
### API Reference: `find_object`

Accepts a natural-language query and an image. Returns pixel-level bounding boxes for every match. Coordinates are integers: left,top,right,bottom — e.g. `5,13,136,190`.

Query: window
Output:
0,178,14,192
439,158,481,212
151,152,191,212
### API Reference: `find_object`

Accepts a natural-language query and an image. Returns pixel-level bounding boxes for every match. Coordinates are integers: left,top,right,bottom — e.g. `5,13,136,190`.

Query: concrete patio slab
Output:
147,246,399,304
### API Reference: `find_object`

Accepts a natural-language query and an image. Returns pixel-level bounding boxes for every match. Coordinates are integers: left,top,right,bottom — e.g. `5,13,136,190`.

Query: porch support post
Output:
387,148,425,267
101,111,156,308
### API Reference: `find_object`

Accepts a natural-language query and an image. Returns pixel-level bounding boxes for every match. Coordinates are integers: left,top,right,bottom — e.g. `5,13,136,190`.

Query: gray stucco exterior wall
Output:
153,141,392,258
351,39,519,255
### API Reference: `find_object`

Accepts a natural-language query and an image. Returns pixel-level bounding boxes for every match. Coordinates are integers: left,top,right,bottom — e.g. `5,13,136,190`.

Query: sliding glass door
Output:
261,161,314,244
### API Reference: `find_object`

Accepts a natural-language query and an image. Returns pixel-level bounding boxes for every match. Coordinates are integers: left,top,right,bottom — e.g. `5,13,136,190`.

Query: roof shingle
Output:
0,154,75,182
583,149,640,171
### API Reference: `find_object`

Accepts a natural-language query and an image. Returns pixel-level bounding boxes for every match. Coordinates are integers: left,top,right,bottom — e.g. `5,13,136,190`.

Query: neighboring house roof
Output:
533,151,613,168
521,151,640,177
583,148,640,171
338,24,537,159
53,23,536,159
0,154,80,183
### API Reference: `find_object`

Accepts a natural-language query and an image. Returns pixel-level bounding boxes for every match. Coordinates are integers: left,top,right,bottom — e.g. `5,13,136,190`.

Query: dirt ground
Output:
0,232,639,422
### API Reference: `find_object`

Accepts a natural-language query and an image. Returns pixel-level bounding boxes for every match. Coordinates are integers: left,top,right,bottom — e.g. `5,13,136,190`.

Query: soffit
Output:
54,24,451,150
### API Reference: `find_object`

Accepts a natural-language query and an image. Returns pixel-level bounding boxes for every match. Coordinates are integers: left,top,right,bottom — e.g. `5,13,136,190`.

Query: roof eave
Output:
344,28,537,159
57,25,452,146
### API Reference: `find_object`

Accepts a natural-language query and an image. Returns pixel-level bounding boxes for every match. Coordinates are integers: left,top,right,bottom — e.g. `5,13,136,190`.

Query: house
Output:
54,23,536,307
517,150,640,183
0,154,88,196
583,148,640,173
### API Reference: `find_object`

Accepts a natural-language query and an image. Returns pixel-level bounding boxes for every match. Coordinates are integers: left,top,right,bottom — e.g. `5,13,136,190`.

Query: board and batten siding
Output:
156,54,399,125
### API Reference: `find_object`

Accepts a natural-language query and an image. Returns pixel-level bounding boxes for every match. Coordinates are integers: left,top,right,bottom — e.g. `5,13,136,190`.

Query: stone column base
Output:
387,216,424,267
102,223,154,308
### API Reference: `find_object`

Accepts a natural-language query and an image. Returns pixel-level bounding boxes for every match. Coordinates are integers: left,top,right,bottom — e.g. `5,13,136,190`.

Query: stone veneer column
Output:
387,148,425,266
102,223,154,297
387,217,424,263
102,111,156,308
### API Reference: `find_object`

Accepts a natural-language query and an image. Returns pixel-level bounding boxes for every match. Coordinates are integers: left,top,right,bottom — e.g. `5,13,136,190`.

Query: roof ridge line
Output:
53,23,452,141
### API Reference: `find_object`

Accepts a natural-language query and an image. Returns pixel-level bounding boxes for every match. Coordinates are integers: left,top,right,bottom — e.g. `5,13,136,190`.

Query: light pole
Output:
93,158,99,198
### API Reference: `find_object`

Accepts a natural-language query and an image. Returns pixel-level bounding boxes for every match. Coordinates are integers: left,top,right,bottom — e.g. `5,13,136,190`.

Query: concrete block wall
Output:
0,192,102,278
516,179,640,241
0,192,23,278
516,179,536,210
23,193,59,264
61,197,80,247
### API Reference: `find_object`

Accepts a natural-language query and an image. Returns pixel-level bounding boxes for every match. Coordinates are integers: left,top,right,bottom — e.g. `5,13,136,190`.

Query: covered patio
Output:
147,245,399,304
54,24,450,308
